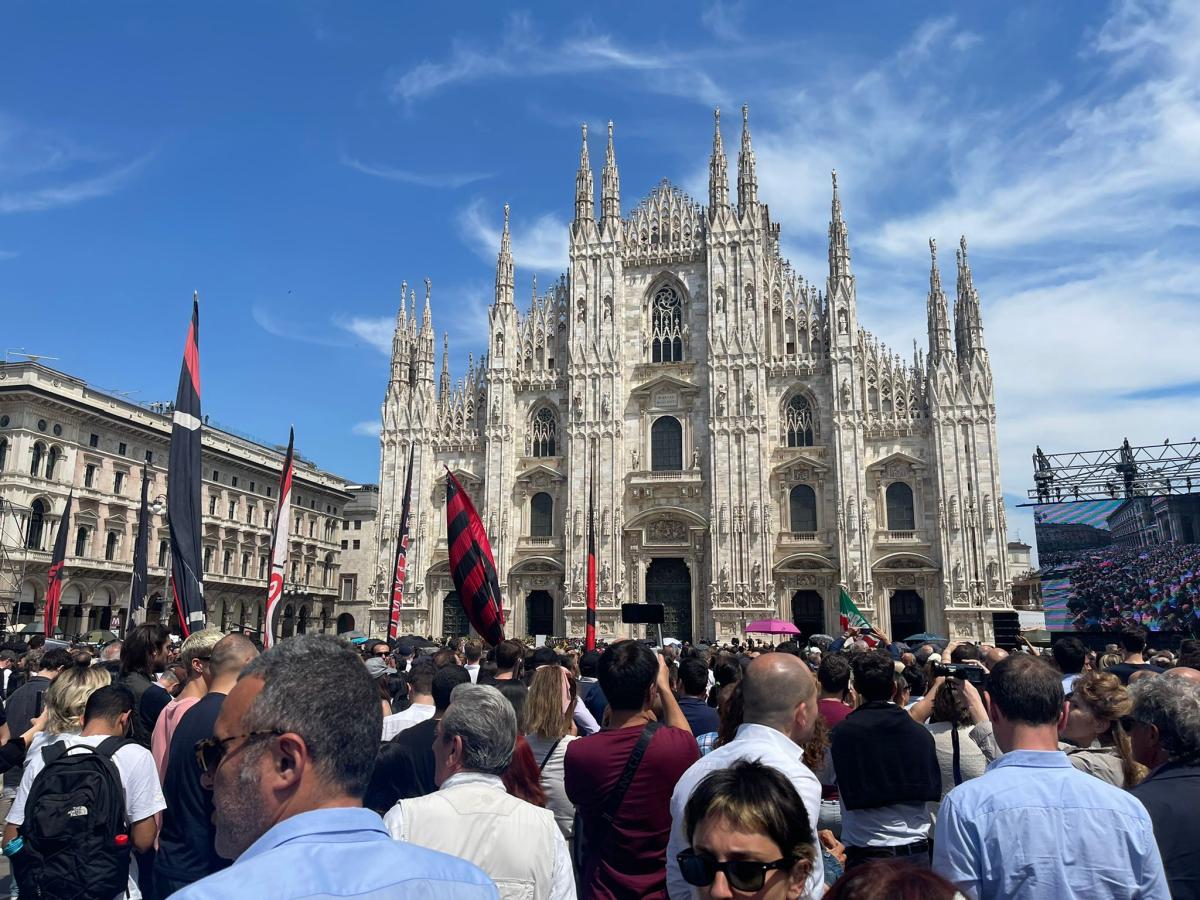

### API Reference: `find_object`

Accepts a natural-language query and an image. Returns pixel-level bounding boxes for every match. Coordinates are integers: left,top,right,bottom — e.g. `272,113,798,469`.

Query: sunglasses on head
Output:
194,730,283,774
677,849,794,893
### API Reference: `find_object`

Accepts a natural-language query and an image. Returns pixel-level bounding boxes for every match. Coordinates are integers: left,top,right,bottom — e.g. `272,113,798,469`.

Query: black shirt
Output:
385,716,439,801
3,675,51,788
1106,662,1165,685
156,692,228,884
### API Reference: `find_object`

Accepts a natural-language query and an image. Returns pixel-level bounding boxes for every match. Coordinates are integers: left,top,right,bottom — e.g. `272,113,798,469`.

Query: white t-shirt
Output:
8,733,167,900
381,702,436,741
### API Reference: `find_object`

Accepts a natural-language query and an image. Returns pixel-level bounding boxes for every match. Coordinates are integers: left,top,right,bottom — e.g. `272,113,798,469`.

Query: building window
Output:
267,486,273,498
651,416,683,471
259,556,268,579
209,494,218,516
341,540,348,550
265,510,271,528
158,540,168,568
227,499,236,519
114,471,125,495
45,446,61,480
0,438,6,472
340,575,355,603
241,553,250,577
105,531,119,561
355,520,362,530
530,492,554,537
308,519,316,538
118,442,127,456
342,520,349,531
212,470,219,481
784,395,815,447
30,442,45,477
74,526,88,558
295,515,302,532
84,464,96,488
89,433,99,448
222,550,233,575
231,476,238,488
203,546,214,573
789,485,818,532
246,505,255,525
305,563,313,585
249,480,256,492
886,482,916,531
530,407,558,457
26,500,46,549
145,449,153,464
352,540,360,550
650,284,684,362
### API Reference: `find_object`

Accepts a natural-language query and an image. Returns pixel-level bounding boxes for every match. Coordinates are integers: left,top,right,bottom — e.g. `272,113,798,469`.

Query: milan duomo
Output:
374,108,1010,644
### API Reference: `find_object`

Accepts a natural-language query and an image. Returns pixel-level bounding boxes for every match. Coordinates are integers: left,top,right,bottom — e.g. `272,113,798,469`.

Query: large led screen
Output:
1034,493,1200,633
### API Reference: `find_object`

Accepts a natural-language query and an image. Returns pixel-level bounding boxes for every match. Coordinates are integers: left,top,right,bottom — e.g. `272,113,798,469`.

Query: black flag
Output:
128,464,151,633
168,294,205,636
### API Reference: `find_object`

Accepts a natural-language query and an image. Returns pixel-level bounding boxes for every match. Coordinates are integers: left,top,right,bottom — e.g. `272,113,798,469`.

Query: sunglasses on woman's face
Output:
677,849,793,893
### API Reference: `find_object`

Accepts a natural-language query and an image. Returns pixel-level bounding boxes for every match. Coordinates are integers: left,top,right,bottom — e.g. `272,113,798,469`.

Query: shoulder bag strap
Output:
601,721,661,826
538,738,565,773
951,725,963,786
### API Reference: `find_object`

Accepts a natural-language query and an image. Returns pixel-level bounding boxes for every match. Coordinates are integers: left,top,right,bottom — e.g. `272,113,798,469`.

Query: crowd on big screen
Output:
0,618,1198,899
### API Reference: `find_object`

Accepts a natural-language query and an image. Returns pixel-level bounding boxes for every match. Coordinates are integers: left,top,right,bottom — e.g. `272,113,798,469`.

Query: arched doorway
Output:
282,604,295,638
525,590,554,637
336,612,355,634
298,605,310,635
890,590,925,641
646,558,692,641
790,590,824,639
442,592,470,638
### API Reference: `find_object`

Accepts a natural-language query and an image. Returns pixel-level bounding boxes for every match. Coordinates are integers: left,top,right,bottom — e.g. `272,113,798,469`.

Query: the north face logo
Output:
66,806,88,817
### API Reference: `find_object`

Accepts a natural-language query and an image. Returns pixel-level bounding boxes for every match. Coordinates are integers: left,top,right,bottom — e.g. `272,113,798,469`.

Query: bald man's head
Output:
741,653,817,743
210,633,259,678
1164,666,1200,686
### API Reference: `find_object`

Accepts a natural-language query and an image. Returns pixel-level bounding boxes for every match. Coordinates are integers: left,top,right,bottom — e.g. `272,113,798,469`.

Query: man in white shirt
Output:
463,640,482,684
386,683,574,899
382,659,436,741
667,653,825,899
4,684,166,900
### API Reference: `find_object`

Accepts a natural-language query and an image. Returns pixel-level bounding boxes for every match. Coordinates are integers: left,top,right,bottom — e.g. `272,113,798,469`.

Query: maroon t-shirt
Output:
818,698,853,728
564,724,699,899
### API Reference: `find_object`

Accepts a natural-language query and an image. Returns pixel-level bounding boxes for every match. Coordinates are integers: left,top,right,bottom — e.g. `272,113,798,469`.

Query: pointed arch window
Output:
45,446,61,480
531,407,558,457
0,438,7,472
886,482,916,531
789,485,817,532
74,526,89,558
651,416,683,471
105,531,119,561
30,442,45,477
650,285,683,362
784,395,816,447
530,492,554,538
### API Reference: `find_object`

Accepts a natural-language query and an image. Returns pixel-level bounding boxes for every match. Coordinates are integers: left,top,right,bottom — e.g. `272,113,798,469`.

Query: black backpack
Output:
13,737,133,900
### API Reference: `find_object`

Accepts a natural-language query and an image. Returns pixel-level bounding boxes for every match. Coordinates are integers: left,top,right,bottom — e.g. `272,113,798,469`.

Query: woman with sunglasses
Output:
679,759,816,898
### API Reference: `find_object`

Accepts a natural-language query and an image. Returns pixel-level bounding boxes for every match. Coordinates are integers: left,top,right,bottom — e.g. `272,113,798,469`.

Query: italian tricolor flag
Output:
839,586,878,646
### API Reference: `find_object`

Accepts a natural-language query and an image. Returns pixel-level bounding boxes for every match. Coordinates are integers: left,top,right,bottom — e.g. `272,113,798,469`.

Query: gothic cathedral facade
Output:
374,109,1010,644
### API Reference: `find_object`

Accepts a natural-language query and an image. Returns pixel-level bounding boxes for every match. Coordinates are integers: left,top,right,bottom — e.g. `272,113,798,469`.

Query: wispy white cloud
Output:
0,153,153,215
0,249,19,261
458,197,569,273
388,11,728,108
340,152,492,189
337,315,394,354
701,0,747,41
352,420,381,437
252,305,348,348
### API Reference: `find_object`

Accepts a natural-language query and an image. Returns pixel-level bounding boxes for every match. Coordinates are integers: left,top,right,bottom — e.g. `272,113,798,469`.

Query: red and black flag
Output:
168,293,206,637
388,445,415,641
43,492,73,636
585,480,597,650
127,464,151,633
263,428,295,649
445,468,505,646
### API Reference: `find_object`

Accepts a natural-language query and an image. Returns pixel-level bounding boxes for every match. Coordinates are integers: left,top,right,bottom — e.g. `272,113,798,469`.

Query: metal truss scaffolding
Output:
1028,438,1200,503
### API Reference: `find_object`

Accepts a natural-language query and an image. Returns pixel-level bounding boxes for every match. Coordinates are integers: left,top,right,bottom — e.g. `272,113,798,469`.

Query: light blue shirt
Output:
168,806,498,900
933,750,1169,900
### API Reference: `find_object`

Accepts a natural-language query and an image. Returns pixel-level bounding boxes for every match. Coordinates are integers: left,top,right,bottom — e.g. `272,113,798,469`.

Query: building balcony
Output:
778,531,821,545
875,530,928,545
630,468,703,484
517,535,563,551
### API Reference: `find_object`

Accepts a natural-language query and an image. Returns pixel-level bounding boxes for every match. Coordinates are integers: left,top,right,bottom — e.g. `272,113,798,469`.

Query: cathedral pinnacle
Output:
440,331,451,399
927,238,952,364
955,234,986,363
601,120,621,233
575,124,594,222
422,278,433,331
397,279,408,328
709,107,729,210
495,204,514,307
828,171,851,281
737,104,757,212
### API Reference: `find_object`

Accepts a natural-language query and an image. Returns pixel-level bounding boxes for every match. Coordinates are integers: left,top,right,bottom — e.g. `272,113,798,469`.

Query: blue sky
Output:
2,1,1198,554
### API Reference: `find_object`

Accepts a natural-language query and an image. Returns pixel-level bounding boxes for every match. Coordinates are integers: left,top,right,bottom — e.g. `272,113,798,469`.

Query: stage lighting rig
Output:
1027,438,1200,503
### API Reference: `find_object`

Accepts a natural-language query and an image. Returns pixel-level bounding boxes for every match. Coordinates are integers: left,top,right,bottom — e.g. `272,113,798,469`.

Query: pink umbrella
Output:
745,618,801,635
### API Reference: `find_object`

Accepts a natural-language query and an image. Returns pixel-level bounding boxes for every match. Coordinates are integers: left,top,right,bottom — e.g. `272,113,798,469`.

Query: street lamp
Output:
148,494,169,623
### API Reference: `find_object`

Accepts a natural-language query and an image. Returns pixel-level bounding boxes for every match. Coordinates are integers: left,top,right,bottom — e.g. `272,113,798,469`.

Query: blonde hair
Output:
1098,652,1123,672
44,663,112,735
525,665,574,739
1071,670,1147,786
180,627,223,675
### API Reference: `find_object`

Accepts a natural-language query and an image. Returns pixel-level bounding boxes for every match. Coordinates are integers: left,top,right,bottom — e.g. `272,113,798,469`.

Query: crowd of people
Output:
0,621,1197,899
1042,541,1200,634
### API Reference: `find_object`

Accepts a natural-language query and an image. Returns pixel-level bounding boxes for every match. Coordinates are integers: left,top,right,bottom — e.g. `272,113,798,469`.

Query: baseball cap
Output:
364,657,391,680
